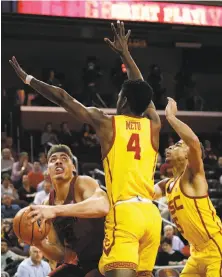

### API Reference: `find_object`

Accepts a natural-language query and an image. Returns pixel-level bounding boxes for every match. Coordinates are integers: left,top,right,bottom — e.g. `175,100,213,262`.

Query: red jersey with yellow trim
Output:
103,115,157,205
165,176,222,247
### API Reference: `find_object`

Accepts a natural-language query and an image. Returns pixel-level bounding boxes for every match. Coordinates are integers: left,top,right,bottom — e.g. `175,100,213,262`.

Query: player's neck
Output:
54,178,72,202
172,165,184,179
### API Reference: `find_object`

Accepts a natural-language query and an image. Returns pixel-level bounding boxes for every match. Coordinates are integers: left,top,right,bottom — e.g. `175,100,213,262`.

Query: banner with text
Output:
18,1,222,27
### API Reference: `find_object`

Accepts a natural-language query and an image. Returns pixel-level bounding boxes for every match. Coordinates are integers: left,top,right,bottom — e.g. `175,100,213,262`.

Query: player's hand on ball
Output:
104,21,131,55
27,205,56,229
9,56,27,83
165,97,178,118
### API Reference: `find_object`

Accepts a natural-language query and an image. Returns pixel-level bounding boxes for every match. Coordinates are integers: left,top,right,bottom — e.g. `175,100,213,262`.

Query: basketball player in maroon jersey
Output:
29,144,109,277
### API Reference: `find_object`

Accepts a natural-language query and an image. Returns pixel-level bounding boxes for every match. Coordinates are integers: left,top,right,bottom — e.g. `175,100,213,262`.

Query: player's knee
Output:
137,271,153,277
105,269,136,277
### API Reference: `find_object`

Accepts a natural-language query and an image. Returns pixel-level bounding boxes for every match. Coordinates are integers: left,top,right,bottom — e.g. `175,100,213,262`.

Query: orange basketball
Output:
13,207,51,245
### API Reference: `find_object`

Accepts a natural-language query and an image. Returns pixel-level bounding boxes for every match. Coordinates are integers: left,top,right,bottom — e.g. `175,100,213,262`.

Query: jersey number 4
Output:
127,133,141,160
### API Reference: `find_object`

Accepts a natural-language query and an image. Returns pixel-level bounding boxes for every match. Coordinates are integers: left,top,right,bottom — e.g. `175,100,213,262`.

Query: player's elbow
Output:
189,135,200,149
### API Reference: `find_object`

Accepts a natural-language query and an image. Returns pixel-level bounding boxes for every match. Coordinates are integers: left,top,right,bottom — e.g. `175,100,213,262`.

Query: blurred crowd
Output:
3,56,211,112
1,121,222,276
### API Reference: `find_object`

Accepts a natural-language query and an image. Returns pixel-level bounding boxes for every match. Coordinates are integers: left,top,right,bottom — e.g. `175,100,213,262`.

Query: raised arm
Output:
165,97,204,175
9,57,107,129
104,21,160,127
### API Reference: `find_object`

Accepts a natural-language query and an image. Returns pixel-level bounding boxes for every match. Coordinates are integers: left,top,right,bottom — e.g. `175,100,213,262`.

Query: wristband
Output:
25,75,34,85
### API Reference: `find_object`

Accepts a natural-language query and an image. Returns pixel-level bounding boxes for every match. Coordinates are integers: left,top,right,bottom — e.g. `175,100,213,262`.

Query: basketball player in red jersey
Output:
30,144,108,277
154,98,222,277
10,21,161,277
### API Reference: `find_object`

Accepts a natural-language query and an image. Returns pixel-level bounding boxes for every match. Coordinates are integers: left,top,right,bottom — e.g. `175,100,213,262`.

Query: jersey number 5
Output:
127,133,141,160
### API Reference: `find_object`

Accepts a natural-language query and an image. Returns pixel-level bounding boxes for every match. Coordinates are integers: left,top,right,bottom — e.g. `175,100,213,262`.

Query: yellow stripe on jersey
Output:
103,115,157,205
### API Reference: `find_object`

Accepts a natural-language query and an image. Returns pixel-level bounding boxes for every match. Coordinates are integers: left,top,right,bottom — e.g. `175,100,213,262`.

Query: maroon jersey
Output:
49,177,104,264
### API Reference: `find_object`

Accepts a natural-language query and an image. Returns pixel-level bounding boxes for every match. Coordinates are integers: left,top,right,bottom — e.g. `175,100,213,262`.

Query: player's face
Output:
116,90,126,115
165,140,188,165
48,152,74,182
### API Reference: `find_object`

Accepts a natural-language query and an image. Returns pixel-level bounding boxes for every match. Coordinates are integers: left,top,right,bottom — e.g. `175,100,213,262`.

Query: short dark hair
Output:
47,144,73,160
121,79,153,115
161,237,172,246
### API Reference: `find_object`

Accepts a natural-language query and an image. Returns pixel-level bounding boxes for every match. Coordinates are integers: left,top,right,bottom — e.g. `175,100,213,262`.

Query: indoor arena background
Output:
1,1,222,277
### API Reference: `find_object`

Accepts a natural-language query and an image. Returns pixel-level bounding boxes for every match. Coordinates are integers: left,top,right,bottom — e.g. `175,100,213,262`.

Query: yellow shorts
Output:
181,232,222,277
98,201,162,275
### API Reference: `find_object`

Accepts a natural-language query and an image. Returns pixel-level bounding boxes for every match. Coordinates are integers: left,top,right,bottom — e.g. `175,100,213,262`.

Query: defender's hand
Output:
27,205,56,229
165,97,178,118
9,56,27,83
104,21,131,55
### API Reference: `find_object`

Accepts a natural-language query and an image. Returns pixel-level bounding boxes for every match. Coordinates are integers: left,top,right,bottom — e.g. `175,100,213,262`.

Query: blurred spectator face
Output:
168,136,174,147
1,241,8,254
2,177,10,188
164,225,174,239
162,241,172,253
33,161,41,172
218,157,222,168
46,124,52,133
6,137,13,148
22,175,29,186
39,153,47,165
62,122,69,132
2,194,12,207
3,221,12,233
30,246,43,264
49,70,55,79
19,153,28,164
2,148,11,159
17,89,25,105
204,140,211,149
44,182,52,194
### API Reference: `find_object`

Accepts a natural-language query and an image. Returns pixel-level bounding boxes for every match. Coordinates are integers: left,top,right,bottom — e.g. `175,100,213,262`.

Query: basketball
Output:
13,207,51,245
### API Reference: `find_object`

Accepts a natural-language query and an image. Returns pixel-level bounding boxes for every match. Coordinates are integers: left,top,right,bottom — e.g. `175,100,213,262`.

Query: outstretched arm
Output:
9,57,106,129
28,176,110,222
105,21,160,126
165,97,204,175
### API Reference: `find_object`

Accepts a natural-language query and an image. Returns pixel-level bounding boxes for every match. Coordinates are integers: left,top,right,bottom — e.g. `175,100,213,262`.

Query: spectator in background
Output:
82,124,99,148
38,152,48,173
1,239,25,272
59,121,78,149
164,225,185,253
36,171,49,192
82,56,103,106
11,152,33,189
47,69,62,87
147,64,163,107
33,181,52,205
28,161,44,190
155,238,185,266
186,87,204,111
1,194,20,219
18,175,36,205
1,174,18,200
16,246,51,277
4,137,17,159
41,122,59,147
217,157,222,180
204,140,218,168
1,148,14,173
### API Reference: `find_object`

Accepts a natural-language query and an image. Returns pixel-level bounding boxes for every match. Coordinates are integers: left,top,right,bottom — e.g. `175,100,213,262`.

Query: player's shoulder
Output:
76,175,99,189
